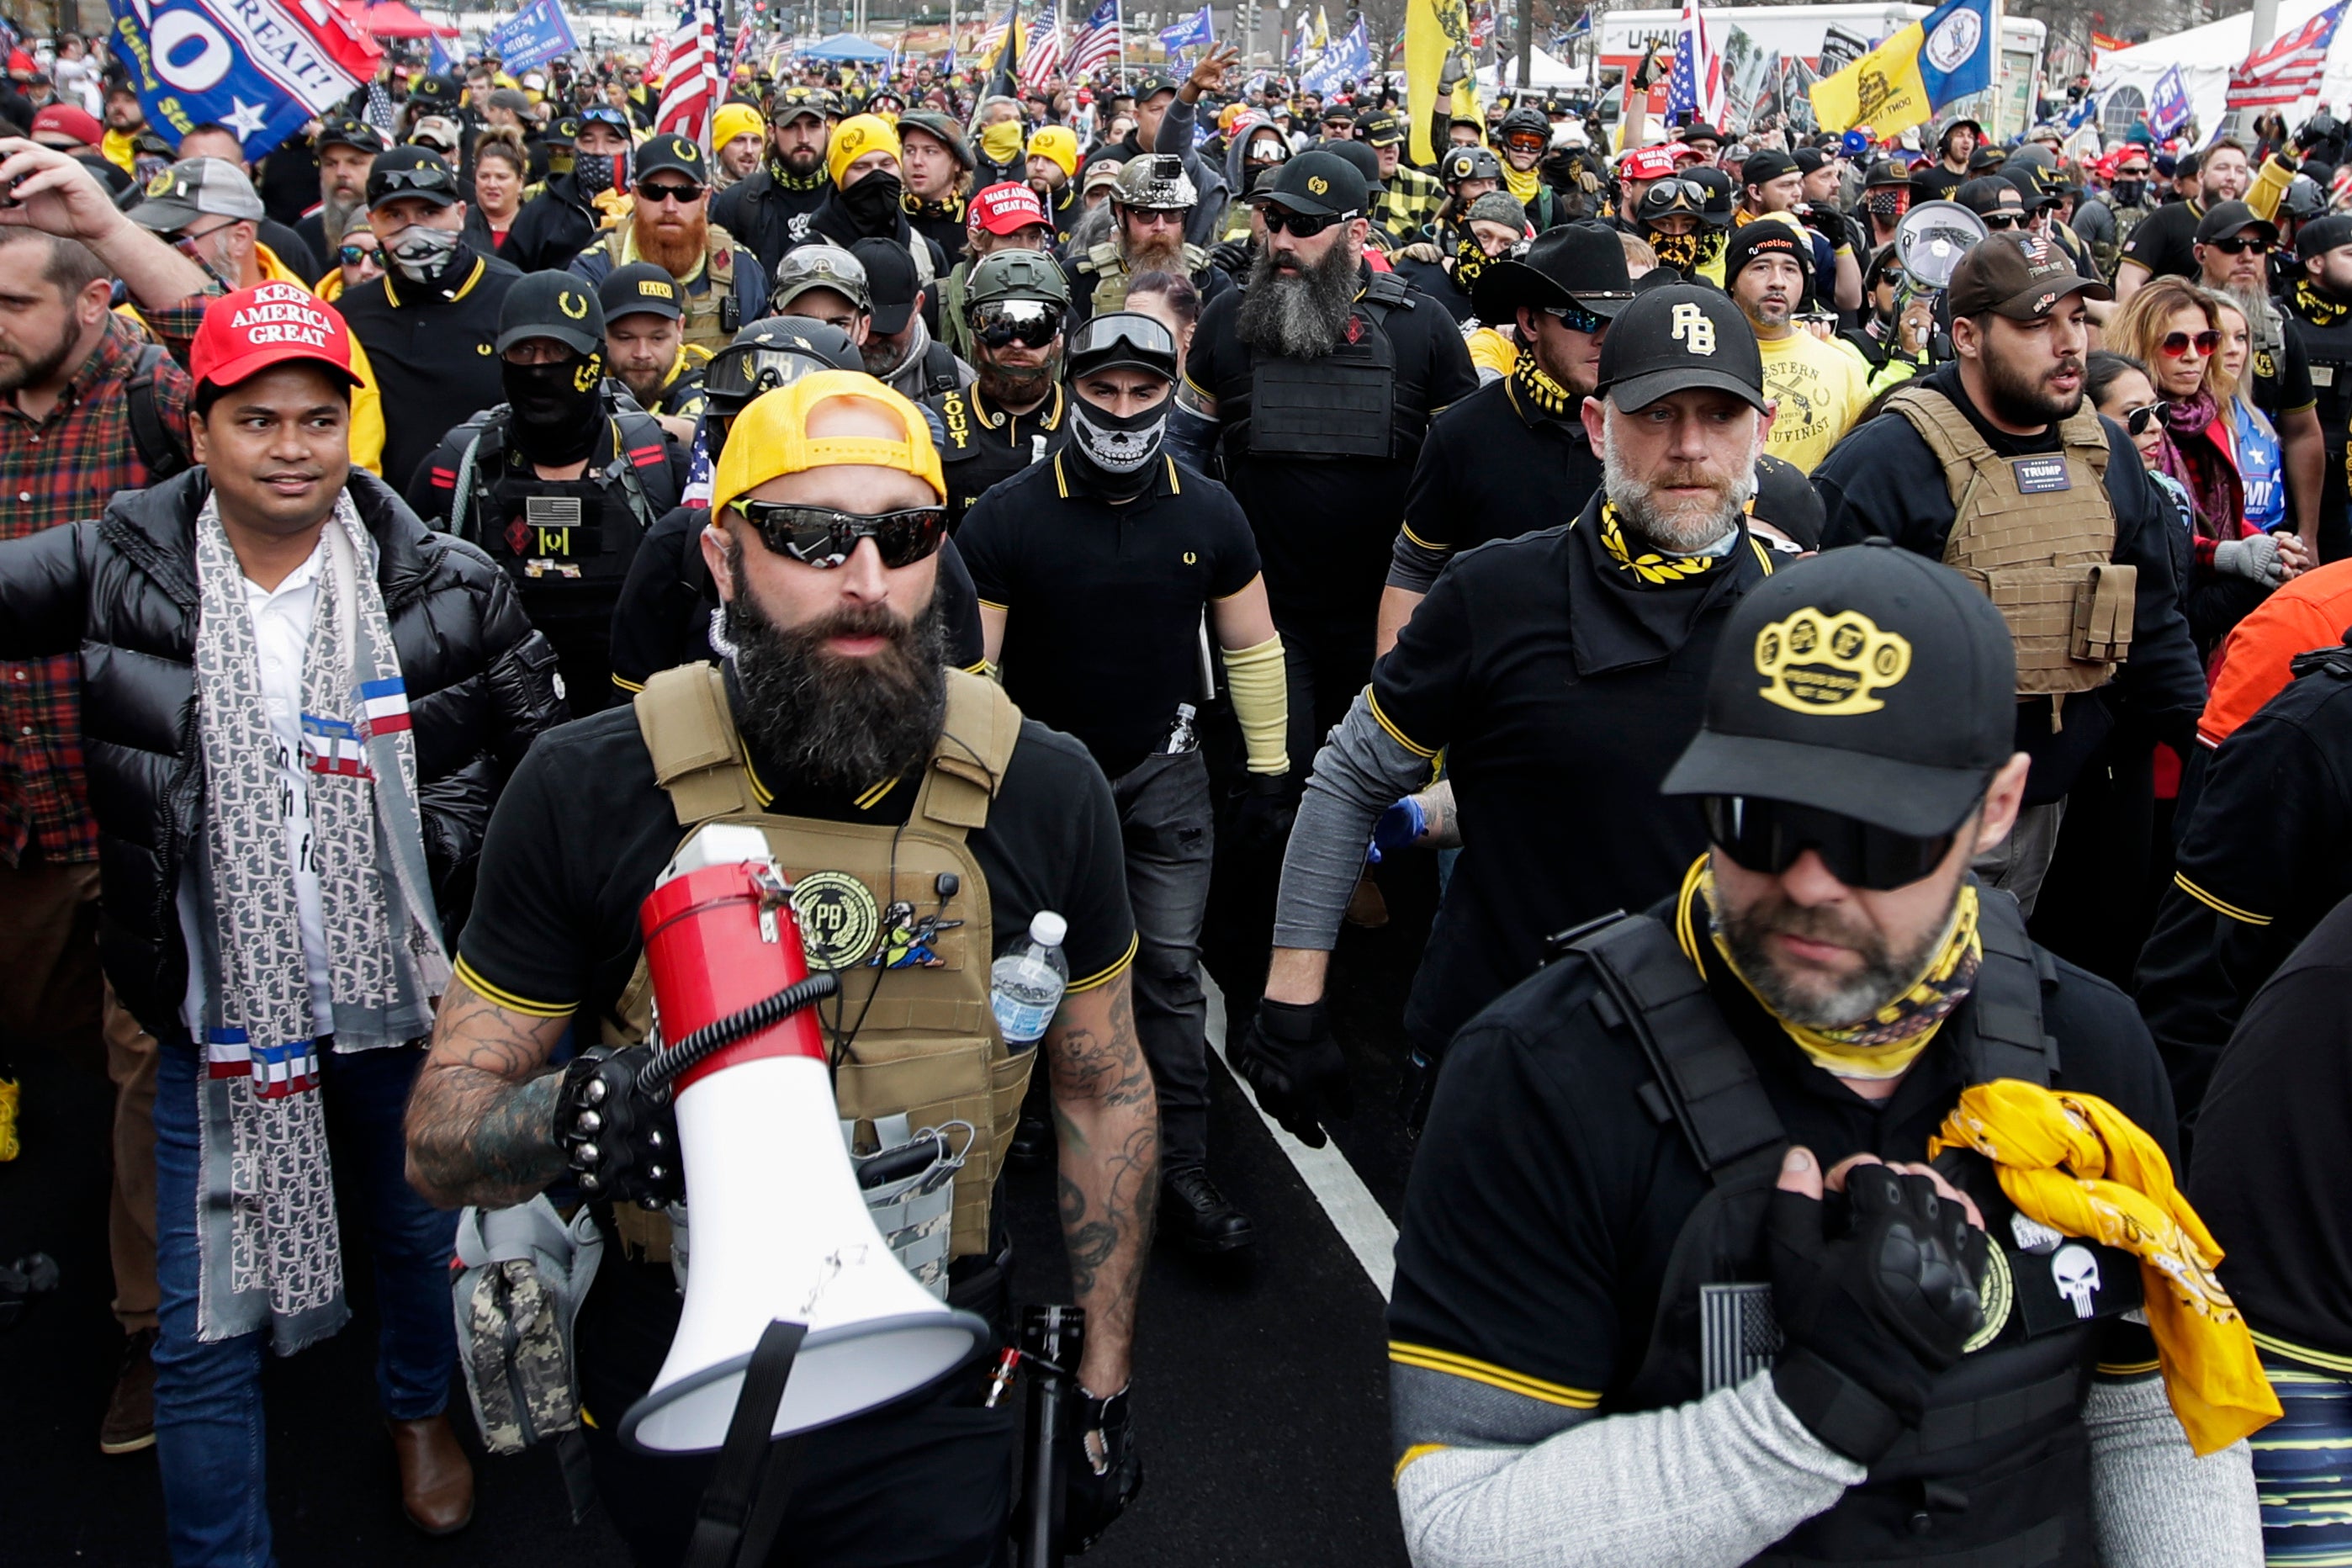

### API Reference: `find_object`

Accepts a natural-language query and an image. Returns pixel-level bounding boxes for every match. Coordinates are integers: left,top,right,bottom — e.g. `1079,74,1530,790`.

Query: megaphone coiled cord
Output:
640,972,842,1098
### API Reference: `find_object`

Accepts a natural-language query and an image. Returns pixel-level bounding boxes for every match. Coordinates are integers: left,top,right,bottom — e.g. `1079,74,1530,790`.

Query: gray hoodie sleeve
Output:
1157,95,1230,252
2084,1375,2262,1566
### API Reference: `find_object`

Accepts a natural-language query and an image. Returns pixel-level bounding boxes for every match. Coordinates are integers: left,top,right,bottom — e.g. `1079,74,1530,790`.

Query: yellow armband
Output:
1219,633,1290,776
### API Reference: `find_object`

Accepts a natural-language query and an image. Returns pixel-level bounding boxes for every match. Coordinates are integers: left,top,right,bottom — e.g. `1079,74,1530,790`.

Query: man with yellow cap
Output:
403,370,1157,1563
783,113,948,298
711,101,766,192
1025,124,1083,242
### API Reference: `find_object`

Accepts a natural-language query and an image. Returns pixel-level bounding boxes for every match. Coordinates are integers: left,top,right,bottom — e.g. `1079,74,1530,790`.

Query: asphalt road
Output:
0,860,1441,1568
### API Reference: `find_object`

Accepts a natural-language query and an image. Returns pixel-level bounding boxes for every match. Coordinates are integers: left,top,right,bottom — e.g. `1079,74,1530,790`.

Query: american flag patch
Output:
302,712,373,778
359,676,411,735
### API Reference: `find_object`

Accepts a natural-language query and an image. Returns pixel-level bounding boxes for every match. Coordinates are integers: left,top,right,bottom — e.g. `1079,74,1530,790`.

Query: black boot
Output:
1161,1167,1254,1254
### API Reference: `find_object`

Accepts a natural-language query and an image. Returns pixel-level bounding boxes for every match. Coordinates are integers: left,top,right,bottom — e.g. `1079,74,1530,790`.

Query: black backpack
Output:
125,343,190,481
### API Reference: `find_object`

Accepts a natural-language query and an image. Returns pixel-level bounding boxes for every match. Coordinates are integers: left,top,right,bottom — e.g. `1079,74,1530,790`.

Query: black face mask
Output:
840,171,905,235
1065,395,1168,501
2111,177,2146,208
502,351,607,466
575,149,624,197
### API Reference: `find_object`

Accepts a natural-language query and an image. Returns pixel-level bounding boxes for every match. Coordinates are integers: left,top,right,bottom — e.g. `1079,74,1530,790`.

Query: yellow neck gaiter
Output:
1500,158,1542,207
1928,1080,2280,1456
1690,858,1983,1082
1598,500,1726,587
1510,352,1576,419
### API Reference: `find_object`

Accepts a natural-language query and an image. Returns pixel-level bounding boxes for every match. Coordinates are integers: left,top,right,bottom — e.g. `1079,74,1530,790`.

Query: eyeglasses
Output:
971,297,1065,348
339,243,386,267
1261,205,1357,237
167,220,237,255
2159,329,2223,358
372,166,451,196
1701,795,1968,893
2208,235,2270,255
726,500,949,569
1121,206,1185,228
1980,211,2026,230
2118,400,2164,436
637,180,705,205
1539,300,1608,336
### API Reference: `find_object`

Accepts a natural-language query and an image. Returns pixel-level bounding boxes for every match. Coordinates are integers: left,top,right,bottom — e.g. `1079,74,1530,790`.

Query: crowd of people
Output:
8,19,2352,1568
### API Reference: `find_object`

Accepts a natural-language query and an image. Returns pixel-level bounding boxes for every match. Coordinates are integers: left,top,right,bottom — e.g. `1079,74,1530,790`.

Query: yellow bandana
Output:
2295,276,2349,328
1598,501,1723,586
1687,858,1982,1082
1500,157,1543,207
1510,352,1576,419
1927,1080,2280,1456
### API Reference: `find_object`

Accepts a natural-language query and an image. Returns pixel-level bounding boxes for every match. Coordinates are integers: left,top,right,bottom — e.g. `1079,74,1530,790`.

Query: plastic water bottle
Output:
991,912,1069,1049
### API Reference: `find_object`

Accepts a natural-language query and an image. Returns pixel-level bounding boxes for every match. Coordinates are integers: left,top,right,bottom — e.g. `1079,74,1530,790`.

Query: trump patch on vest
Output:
2011,457,2072,494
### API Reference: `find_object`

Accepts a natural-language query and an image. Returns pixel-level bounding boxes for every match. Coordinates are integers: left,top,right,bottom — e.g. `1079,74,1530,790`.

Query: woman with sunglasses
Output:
2111,277,2307,654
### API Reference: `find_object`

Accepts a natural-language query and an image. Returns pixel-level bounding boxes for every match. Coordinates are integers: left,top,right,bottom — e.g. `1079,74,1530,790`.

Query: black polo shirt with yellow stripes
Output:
1368,489,1780,1057
925,381,1074,533
958,449,1258,780
334,243,524,492
453,664,1136,1030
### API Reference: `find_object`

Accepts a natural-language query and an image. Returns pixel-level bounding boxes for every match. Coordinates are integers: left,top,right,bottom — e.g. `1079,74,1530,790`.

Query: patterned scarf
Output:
2294,276,2349,328
1597,500,1730,586
1692,858,1984,1082
1510,349,1577,419
188,492,448,1351
2159,391,2243,543
1451,231,1492,293
769,154,825,192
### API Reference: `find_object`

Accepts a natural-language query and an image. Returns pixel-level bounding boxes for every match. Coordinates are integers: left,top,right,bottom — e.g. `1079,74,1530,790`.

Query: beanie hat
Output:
828,114,903,188
712,102,765,148
1026,124,1080,179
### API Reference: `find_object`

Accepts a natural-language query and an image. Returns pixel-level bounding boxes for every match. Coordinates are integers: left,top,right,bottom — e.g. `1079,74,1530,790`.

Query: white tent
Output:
2090,0,2352,143
1478,44,1582,89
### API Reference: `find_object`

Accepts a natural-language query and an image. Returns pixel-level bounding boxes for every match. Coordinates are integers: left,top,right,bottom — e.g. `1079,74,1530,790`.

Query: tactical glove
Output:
554,1045,683,1208
1767,1163,1984,1464
1226,773,1297,856
1232,998,1352,1147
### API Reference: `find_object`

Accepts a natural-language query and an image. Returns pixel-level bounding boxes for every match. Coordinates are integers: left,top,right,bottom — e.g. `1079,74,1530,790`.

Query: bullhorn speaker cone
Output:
1894,199,1989,290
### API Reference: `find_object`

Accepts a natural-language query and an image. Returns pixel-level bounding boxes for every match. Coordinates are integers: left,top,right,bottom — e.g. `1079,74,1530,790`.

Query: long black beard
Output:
976,352,1058,405
1237,239,1359,360
724,538,948,794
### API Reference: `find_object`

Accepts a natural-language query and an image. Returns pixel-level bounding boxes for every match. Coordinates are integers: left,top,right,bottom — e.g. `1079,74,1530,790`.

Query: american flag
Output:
655,0,721,144
1667,0,1724,130
2227,1,2344,110
1068,0,1123,79
1020,18,1065,92
728,19,752,76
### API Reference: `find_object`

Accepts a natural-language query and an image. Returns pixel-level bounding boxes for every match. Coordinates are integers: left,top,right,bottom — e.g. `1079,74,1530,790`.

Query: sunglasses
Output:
372,167,451,195
726,500,949,569
167,221,239,255
971,297,1065,348
2119,400,2164,436
1702,795,1968,893
2115,166,2151,179
1980,211,2026,230
1262,205,1356,237
339,242,386,267
1540,301,1608,336
637,180,705,204
2159,329,2222,358
2208,235,2270,255
1503,131,1548,153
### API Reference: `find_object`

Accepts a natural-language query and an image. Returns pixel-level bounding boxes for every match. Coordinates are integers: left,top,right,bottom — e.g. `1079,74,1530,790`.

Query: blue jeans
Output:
153,1040,458,1566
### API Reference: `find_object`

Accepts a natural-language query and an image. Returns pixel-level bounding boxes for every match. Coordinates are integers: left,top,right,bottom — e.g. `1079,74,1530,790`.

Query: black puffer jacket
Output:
0,468,566,1039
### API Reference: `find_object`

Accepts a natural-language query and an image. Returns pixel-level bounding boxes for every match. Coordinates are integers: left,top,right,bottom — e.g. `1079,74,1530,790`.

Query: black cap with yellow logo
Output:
496,271,608,356
1661,543,2019,835
600,261,684,323
1595,282,1764,415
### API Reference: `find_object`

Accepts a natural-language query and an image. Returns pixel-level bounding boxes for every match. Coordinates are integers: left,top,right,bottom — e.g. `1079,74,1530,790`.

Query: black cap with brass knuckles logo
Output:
601,261,683,322
1594,282,1766,415
497,271,608,356
1661,543,2019,836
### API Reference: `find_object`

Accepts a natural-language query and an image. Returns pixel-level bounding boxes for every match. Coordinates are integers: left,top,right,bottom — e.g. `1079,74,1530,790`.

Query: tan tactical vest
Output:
1077,239,1210,315
1885,384,2136,701
603,663,1036,1263
601,221,745,352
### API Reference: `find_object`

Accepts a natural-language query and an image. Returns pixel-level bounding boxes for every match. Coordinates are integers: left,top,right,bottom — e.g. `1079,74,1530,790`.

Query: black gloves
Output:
554,1044,683,1208
1063,1384,1142,1553
1226,773,1296,856
1767,1162,1984,1464
1232,998,1351,1148
1209,236,1253,278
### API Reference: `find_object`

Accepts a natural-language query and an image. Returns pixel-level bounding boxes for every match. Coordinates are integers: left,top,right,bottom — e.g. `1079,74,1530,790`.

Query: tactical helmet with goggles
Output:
1440,145,1503,186
1113,152,1198,211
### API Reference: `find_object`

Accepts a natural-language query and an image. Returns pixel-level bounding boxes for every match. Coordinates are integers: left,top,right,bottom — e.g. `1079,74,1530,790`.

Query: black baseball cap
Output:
2300,212,2352,261
1750,453,1825,552
1251,149,1367,216
316,116,384,156
2196,199,2278,246
850,236,922,334
1354,109,1404,147
496,271,607,356
637,132,708,184
1595,282,1766,414
544,115,581,147
1661,543,2019,835
366,146,461,211
1471,220,1636,321
1742,149,1800,188
1135,73,1179,102
1946,230,2111,319
1791,146,1828,175
1956,176,2026,219
601,261,683,322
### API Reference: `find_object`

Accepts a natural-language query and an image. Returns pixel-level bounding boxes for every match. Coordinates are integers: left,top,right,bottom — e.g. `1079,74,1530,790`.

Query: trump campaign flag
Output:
488,0,579,74
1809,0,1994,137
107,0,381,161
2148,65,2193,138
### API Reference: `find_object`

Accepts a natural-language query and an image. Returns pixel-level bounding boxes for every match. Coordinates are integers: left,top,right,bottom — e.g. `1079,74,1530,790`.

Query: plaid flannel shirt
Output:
0,300,204,866
1373,164,1448,250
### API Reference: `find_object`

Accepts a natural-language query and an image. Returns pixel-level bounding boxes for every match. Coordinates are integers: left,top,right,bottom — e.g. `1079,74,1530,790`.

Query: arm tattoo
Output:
405,983,570,1209
1047,978,1158,1322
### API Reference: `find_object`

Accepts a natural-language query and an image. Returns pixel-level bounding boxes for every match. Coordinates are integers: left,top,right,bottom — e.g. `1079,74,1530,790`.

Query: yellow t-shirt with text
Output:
1757,328,1870,474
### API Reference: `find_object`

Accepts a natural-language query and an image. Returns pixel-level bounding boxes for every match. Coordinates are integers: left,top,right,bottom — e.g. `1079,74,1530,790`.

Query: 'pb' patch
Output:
2012,457,2072,494
791,871,881,970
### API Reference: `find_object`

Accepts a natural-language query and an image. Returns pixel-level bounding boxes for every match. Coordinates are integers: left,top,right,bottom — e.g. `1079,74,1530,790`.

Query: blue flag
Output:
1915,0,1995,109
489,0,578,73
2148,64,2191,138
107,0,383,161
1157,5,1211,53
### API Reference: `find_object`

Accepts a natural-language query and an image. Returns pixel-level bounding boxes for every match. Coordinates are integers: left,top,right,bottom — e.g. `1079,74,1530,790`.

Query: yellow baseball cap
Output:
710,371,946,519
1026,124,1079,178
828,114,903,188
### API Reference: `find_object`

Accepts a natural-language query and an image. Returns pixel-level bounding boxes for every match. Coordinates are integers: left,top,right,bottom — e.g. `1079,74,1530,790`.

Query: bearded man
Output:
928,249,1073,531
293,117,385,277
1815,232,2206,917
1226,283,1790,1143
568,132,764,354
710,85,834,278
1064,153,1236,326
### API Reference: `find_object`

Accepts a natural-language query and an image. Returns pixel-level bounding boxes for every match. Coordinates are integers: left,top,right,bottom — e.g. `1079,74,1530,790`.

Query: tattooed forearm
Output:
405,977,574,1209
1046,973,1157,1391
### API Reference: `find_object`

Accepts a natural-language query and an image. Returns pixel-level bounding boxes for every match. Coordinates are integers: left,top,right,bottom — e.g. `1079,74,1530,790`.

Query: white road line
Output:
1201,973,1398,1302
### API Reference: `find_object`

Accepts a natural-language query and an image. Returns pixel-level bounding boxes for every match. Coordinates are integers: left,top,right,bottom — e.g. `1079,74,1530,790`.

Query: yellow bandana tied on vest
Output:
1926,1080,2280,1456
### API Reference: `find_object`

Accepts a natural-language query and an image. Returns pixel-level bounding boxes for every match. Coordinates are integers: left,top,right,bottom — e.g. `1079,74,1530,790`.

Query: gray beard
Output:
1119,230,1185,274
1237,240,1359,360
723,538,948,793
1600,411,1758,554
1708,875,1959,1030
2225,281,2280,342
322,193,362,246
